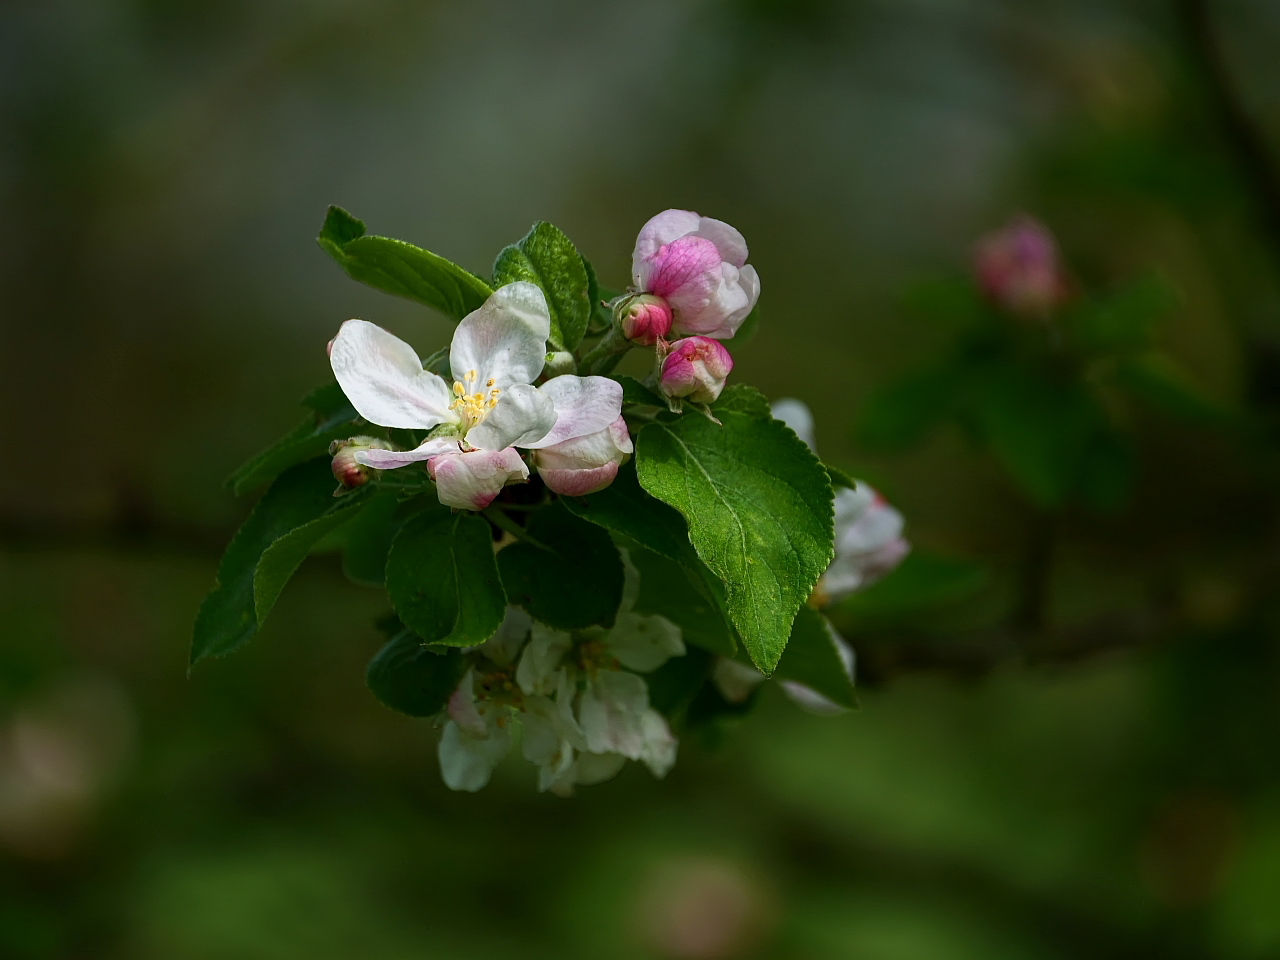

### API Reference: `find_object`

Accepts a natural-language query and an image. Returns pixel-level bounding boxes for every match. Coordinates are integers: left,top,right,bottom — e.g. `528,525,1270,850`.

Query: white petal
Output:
464,383,556,451
578,670,648,758
607,612,685,673
516,623,572,696
669,262,753,339
330,319,457,429
770,398,816,451
438,715,511,792
572,750,627,786
429,448,528,511
479,606,532,668
631,209,702,284
520,697,564,766
446,671,486,736
449,282,550,391
520,376,624,449
638,710,678,778
354,437,460,470
690,216,749,267
712,658,766,704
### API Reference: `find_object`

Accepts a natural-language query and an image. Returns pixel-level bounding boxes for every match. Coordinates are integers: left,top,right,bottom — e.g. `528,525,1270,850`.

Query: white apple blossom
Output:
328,281,624,510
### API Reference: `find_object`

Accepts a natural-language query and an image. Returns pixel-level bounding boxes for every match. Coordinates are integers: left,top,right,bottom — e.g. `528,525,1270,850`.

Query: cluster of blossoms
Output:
310,209,905,792
327,209,761,505
439,556,683,794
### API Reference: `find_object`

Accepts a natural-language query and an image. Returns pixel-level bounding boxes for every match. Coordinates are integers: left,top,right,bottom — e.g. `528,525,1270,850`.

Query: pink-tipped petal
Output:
631,209,704,282
522,376,624,449
428,447,529,511
354,437,460,470
532,415,632,496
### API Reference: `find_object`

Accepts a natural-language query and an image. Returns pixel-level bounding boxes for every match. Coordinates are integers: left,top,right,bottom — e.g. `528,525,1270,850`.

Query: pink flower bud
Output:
533,416,633,496
616,294,674,346
330,436,392,489
659,337,734,404
974,215,1070,317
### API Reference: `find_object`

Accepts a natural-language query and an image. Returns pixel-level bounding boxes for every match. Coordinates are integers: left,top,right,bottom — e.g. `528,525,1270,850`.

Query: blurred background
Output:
4,0,1280,956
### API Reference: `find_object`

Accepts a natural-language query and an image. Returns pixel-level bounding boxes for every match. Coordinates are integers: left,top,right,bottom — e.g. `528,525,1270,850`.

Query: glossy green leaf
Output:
498,502,624,630
385,508,506,647
615,376,666,408
192,459,343,665
773,606,856,709
340,493,402,587
492,221,591,351
713,384,771,419
366,623,467,717
637,411,835,673
226,383,361,496
626,543,736,657
318,206,492,320
562,461,694,568
253,492,367,623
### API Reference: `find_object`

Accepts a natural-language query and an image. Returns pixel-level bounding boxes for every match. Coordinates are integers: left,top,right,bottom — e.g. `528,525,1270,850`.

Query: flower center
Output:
450,369,501,431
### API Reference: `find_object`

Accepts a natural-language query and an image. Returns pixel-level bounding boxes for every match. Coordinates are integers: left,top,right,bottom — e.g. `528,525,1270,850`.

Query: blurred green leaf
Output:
1067,275,1175,355
498,502,624,630
226,383,361,496
385,507,506,647
835,551,989,621
857,362,967,450
1078,430,1137,513
975,366,1099,508
366,623,466,717
637,411,834,673
645,646,716,718
1115,352,1232,426
614,375,666,408
318,205,493,320
492,221,591,351
773,606,856,708
728,299,762,345
900,277,995,330
193,459,345,665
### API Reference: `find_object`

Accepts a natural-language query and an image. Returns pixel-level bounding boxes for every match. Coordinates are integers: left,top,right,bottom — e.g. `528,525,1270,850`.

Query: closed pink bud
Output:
534,416,633,496
974,215,1070,317
617,294,674,346
330,436,392,489
659,337,734,404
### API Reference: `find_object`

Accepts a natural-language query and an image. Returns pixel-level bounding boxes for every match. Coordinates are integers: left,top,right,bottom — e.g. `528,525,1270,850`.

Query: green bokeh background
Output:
4,0,1280,957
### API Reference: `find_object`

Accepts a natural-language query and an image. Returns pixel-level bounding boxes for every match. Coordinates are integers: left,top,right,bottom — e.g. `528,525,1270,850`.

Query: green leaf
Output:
645,646,716,718
825,463,857,490
713,384,771,418
318,205,493,320
491,221,591,351
253,491,368,623
193,459,344,665
637,411,835,674
227,383,361,496
341,493,402,587
385,508,506,647
615,376,666,408
366,624,467,717
498,502,624,630
626,543,736,657
562,460,693,567
1114,352,1232,426
773,606,856,709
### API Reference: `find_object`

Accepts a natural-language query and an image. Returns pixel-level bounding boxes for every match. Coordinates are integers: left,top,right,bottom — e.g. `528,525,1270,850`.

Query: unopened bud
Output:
974,215,1070,317
616,293,674,346
659,337,733,404
330,436,391,489
543,350,577,378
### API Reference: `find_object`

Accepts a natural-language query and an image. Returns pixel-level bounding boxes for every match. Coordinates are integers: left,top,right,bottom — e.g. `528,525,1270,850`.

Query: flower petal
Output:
330,319,457,429
538,461,621,498
770,398,816,451
516,623,572,696
631,209,703,283
449,281,550,391
479,605,532,668
638,235,723,304
354,436,460,470
521,376,624,449
463,382,556,451
428,447,528,511
438,715,511,792
668,262,756,339
690,216,749,267
780,623,857,716
638,710,678,778
578,670,648,758
607,612,685,673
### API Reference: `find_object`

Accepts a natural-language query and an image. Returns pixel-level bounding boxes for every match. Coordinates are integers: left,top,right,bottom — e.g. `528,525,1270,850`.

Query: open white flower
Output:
329,281,623,510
